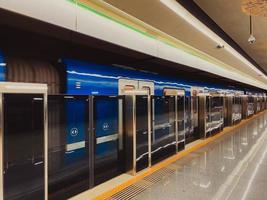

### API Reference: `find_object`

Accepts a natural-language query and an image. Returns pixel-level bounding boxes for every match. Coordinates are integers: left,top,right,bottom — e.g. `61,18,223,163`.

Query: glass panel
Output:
152,96,175,164
177,95,185,150
3,94,44,200
94,97,124,185
177,96,185,134
209,97,224,134
185,96,199,143
136,96,149,172
192,96,198,129
248,96,254,116
257,98,261,112
48,95,89,200
185,97,192,138
232,97,242,123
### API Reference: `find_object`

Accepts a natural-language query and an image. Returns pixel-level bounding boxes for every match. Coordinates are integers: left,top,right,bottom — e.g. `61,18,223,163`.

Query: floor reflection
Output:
134,112,267,200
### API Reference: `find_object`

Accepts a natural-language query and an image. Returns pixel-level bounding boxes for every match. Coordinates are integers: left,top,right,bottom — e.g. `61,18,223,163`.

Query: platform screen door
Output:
0,83,47,200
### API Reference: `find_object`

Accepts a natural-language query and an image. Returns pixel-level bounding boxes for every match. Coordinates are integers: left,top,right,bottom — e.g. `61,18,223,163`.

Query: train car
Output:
0,52,266,200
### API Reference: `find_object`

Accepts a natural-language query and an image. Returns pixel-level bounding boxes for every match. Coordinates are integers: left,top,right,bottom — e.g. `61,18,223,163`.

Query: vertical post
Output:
183,94,186,147
118,98,123,151
208,96,211,137
148,95,151,168
152,97,155,145
0,93,3,200
88,96,94,188
132,95,136,175
250,15,252,35
175,95,178,153
44,93,48,200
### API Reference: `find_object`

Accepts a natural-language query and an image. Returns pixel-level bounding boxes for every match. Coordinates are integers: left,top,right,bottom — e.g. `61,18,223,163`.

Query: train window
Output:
48,95,90,200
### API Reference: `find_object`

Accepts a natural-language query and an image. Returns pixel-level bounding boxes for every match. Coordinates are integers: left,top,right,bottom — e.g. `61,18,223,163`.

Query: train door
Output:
119,79,153,174
93,96,124,186
0,82,47,200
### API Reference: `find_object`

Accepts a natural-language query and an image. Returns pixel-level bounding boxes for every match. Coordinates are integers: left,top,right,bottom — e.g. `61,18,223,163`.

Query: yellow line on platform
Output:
94,110,266,200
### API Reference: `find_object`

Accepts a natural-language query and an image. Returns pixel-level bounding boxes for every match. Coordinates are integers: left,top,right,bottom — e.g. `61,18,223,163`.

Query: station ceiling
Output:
103,0,267,85
194,0,267,75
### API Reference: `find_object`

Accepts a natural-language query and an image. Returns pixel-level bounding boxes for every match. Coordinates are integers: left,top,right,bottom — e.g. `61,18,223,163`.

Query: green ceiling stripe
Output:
67,0,156,39
66,0,260,83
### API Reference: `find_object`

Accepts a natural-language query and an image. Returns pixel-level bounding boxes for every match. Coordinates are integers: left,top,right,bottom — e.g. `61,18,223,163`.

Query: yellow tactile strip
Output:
94,110,266,200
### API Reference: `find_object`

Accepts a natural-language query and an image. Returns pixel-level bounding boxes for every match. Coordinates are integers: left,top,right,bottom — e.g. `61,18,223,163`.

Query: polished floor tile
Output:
134,113,267,200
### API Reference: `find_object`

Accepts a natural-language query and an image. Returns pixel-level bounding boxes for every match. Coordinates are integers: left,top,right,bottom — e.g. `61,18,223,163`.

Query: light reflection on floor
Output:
134,113,267,200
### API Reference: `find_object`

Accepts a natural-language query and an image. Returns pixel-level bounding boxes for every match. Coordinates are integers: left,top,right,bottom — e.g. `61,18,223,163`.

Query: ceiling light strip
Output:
160,0,266,78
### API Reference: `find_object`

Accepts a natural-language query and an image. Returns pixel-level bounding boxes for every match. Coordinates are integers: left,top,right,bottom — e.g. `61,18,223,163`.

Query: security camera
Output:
216,44,225,49
248,35,256,44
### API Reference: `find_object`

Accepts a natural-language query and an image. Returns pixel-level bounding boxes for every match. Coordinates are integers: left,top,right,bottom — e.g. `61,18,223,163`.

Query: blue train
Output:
0,51,266,200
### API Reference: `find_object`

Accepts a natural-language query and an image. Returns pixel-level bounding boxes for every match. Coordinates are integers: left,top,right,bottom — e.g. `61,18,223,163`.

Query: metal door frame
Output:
124,90,151,175
0,82,48,200
119,79,153,175
91,95,124,186
162,88,184,152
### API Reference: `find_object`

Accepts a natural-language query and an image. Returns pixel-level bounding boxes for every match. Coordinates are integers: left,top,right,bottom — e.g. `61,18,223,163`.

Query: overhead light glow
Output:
160,0,266,79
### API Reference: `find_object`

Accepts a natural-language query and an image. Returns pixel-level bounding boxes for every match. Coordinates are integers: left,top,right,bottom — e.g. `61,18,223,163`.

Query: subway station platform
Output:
73,111,267,200
1,2,267,200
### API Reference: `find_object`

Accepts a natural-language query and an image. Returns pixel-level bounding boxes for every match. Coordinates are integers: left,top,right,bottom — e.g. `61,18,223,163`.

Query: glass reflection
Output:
247,96,254,116
136,96,149,172
177,96,185,150
232,96,242,124
184,96,199,143
48,95,89,200
4,94,44,200
94,97,124,186
146,114,267,200
206,96,224,136
152,96,176,164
